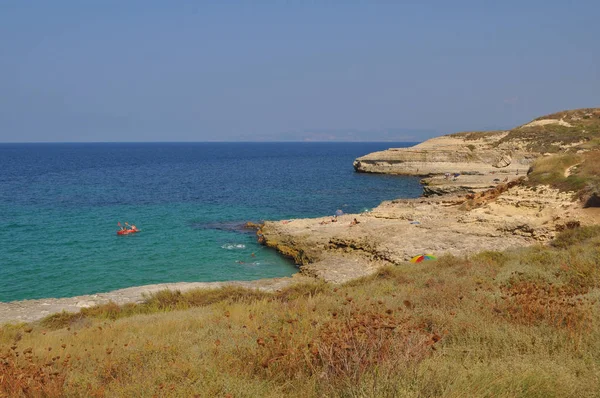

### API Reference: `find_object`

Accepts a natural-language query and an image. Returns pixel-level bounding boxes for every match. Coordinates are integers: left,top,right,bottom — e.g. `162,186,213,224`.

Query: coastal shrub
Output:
496,277,594,334
497,122,597,153
577,151,600,202
449,130,505,141
527,154,581,189
144,286,271,310
560,246,600,290
551,225,600,249
0,323,27,345
274,281,329,301
0,348,67,397
432,253,464,268
471,251,510,267
312,307,437,386
40,287,273,330
343,265,411,287
40,311,83,330
527,150,600,199
238,296,439,392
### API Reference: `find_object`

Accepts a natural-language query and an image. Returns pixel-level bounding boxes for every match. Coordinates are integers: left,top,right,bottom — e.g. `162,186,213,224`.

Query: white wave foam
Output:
221,243,246,250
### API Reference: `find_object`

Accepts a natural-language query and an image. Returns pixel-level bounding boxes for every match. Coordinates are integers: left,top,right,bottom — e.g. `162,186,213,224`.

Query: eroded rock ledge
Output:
353,133,535,177
258,182,591,285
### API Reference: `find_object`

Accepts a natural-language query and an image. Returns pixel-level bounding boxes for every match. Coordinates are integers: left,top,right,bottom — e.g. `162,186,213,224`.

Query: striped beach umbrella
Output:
410,254,437,263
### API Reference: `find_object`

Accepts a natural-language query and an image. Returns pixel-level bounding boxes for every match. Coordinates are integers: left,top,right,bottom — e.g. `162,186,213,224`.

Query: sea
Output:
0,142,422,302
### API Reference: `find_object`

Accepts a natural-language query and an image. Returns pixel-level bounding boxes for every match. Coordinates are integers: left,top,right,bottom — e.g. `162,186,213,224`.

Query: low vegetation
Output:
449,109,600,155
449,130,506,141
498,108,600,153
527,150,600,204
2,227,600,397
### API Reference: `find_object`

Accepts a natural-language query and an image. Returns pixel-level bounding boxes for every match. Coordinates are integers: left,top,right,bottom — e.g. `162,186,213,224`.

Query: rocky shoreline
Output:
4,109,599,325
258,181,593,283
1,190,591,325
1,177,594,325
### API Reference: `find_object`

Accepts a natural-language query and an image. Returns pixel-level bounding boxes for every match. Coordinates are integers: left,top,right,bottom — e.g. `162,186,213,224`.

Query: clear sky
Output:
1,1,598,142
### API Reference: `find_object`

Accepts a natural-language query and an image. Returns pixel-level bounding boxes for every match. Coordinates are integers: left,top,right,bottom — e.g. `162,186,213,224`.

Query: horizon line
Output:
0,140,422,144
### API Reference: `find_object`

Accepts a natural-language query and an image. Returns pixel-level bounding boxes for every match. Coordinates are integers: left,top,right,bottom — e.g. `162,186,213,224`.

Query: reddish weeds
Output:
497,277,593,335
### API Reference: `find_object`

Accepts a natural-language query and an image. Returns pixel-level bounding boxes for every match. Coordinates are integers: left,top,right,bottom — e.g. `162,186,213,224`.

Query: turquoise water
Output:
0,143,422,302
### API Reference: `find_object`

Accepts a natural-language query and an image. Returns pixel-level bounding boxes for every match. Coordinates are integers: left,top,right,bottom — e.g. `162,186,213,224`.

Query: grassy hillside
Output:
498,108,600,154
526,149,600,206
2,226,600,397
450,108,600,154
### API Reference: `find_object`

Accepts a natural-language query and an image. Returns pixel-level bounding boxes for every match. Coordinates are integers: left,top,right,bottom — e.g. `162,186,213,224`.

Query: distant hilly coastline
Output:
235,128,440,142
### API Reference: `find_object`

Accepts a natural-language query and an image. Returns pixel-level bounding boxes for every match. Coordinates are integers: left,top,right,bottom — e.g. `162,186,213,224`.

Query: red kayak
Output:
117,229,140,236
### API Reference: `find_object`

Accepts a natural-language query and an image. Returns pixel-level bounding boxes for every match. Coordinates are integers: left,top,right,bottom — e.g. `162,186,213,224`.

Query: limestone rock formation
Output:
258,183,589,284
353,132,534,177
354,108,600,196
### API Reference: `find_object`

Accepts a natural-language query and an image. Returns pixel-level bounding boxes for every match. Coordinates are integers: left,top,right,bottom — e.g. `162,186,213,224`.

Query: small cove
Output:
0,142,422,302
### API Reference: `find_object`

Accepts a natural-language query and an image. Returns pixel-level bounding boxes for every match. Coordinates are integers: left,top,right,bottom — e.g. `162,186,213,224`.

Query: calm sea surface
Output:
0,143,422,302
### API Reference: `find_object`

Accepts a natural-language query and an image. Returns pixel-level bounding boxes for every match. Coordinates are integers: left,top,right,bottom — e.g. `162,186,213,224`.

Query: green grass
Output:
2,226,600,397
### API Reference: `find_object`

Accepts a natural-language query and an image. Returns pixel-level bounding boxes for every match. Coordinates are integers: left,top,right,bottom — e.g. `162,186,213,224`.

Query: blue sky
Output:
0,1,598,142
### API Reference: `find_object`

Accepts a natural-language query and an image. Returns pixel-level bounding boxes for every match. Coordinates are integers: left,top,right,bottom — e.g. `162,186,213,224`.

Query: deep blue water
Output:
0,142,422,302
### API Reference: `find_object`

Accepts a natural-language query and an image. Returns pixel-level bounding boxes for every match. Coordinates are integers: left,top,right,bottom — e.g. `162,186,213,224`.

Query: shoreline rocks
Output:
258,182,587,284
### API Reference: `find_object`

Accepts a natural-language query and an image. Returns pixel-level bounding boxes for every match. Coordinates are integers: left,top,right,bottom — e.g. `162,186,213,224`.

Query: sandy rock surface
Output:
260,183,585,284
353,134,536,178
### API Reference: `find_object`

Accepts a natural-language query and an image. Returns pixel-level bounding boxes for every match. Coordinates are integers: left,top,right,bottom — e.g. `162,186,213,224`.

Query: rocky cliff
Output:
355,108,600,175
354,132,535,176
258,181,597,284
354,108,600,196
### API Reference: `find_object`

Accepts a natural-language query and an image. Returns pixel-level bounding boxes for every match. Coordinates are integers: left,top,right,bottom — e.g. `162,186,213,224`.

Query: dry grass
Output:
2,227,600,397
448,130,506,141
497,108,600,153
40,286,272,330
527,150,600,205
526,154,581,189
